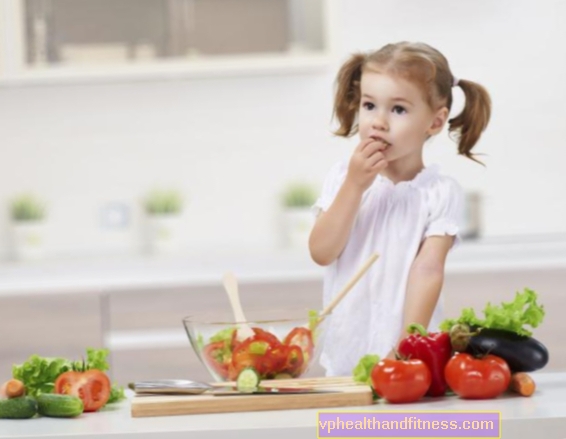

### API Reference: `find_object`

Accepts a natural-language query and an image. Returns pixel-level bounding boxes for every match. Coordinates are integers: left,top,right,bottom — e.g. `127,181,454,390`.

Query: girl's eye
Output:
362,102,375,110
392,105,406,114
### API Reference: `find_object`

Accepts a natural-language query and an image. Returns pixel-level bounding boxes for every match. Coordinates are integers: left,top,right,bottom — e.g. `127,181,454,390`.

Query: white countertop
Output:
1,372,566,439
1,236,566,298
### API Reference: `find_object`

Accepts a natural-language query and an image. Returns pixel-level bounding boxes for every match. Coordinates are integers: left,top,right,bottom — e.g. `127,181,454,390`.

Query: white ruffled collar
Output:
376,164,440,189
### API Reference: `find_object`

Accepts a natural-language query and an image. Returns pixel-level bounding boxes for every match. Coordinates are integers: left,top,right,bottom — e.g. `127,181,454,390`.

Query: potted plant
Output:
10,194,47,261
143,189,184,255
280,182,318,250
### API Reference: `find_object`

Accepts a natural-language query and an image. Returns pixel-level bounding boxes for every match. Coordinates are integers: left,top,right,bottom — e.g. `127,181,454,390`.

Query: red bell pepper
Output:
397,323,452,397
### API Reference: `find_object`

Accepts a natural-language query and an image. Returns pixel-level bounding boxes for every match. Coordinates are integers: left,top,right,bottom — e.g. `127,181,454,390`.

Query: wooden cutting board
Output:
131,376,373,418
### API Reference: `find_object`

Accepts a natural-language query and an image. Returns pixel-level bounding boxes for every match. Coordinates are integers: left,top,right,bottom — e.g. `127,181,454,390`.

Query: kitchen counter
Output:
2,372,566,439
2,236,566,297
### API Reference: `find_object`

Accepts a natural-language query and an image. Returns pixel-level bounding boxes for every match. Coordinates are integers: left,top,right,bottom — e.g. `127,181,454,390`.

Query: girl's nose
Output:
372,112,389,131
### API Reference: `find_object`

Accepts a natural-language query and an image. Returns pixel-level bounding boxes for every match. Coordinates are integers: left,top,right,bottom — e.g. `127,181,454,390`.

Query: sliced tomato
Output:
54,369,111,412
283,327,314,361
251,327,282,347
230,329,241,351
231,338,286,378
203,341,230,379
282,345,304,377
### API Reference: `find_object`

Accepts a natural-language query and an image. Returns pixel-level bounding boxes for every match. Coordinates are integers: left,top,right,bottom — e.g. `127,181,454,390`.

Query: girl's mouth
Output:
370,136,391,149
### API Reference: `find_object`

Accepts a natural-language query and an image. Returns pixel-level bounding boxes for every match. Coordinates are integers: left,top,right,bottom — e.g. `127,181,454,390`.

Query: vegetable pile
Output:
0,348,126,420
352,288,547,404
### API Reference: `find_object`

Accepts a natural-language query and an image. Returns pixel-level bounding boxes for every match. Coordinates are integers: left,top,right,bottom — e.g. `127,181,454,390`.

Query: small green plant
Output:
282,183,317,208
144,189,183,215
10,194,46,221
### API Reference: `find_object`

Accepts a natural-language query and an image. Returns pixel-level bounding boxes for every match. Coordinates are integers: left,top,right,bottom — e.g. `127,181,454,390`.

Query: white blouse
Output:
313,160,464,376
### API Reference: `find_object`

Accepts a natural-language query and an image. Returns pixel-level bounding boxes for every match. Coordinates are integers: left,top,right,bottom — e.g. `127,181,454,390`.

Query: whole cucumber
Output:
0,396,38,419
37,394,84,418
466,328,549,372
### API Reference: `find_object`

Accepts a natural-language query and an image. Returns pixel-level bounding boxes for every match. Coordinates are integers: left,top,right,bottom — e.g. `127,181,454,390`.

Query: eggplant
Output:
466,327,549,372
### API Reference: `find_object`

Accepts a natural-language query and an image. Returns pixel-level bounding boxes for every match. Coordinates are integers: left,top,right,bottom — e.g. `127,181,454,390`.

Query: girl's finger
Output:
362,141,383,158
370,157,388,171
359,138,378,153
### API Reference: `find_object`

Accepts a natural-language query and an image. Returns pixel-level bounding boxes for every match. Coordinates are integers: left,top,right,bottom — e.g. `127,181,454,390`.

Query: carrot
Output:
2,379,26,398
509,372,536,397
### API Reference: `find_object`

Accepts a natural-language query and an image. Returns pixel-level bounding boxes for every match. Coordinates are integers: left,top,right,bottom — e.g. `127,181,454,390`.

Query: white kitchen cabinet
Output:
0,0,334,86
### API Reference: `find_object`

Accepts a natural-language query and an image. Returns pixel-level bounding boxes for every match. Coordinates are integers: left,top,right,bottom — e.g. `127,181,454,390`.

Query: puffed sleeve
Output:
312,160,348,216
423,177,465,247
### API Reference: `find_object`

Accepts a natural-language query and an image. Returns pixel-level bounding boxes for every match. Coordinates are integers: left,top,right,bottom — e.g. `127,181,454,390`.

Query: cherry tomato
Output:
54,369,111,412
202,341,230,379
444,353,511,399
371,358,431,404
283,327,314,360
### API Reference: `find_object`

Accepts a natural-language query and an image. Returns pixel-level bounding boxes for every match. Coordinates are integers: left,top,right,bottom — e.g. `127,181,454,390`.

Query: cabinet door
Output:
21,0,327,69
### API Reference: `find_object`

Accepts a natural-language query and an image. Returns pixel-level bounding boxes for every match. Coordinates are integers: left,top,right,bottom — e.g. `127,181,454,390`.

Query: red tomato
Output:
283,327,314,360
54,369,111,412
444,353,511,399
371,359,431,404
230,327,281,351
282,345,304,377
203,341,230,379
231,339,272,376
251,328,282,347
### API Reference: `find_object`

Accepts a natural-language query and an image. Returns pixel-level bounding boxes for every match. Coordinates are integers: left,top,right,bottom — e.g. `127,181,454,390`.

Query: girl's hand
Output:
345,138,389,191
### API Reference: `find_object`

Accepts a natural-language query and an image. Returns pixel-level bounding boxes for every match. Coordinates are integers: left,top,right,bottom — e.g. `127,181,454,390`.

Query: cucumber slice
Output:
236,367,260,393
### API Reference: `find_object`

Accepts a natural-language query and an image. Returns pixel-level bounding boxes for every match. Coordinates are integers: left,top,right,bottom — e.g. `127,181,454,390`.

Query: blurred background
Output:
0,0,565,385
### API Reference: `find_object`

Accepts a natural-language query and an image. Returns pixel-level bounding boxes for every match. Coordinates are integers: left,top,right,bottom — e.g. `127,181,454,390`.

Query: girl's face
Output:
358,69,448,168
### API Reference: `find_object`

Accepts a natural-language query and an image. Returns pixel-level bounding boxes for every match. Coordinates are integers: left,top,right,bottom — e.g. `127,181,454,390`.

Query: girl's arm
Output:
308,179,365,266
387,235,455,356
309,139,388,266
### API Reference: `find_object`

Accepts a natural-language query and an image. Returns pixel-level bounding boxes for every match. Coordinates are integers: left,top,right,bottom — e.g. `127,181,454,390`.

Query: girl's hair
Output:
333,42,491,164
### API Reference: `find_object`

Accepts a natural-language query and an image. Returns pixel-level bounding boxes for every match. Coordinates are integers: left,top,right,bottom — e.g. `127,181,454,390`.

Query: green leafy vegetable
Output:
12,355,72,397
308,309,319,332
210,327,236,345
439,288,545,337
196,333,205,352
108,384,126,404
12,348,125,405
352,354,380,386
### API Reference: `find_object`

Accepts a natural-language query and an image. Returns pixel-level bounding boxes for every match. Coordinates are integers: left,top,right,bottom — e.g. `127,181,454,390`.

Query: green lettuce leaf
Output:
12,355,72,397
210,327,235,345
440,288,545,337
352,354,380,386
107,384,126,404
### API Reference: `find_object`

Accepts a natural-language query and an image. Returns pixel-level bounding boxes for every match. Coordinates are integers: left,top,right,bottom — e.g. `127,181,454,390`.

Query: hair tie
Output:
452,77,460,87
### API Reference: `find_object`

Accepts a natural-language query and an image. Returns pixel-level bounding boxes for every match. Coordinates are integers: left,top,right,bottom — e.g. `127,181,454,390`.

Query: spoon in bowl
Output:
223,271,255,342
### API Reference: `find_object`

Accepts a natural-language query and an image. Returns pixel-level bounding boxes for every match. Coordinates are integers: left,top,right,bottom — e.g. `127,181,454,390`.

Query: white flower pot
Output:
146,214,183,255
11,221,46,261
282,207,315,250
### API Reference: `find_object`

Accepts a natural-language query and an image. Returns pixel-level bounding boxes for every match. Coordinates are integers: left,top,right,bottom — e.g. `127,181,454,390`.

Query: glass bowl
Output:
183,310,325,382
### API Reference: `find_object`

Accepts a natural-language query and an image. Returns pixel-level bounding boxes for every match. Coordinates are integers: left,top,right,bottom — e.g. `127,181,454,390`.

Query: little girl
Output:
309,42,492,376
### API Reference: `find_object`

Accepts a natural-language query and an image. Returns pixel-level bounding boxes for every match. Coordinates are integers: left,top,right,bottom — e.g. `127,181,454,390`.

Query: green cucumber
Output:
236,367,261,393
248,341,268,355
37,394,84,418
0,396,38,419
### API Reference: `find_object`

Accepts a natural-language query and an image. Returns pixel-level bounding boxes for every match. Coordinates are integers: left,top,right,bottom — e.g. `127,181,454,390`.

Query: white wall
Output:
1,0,565,257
